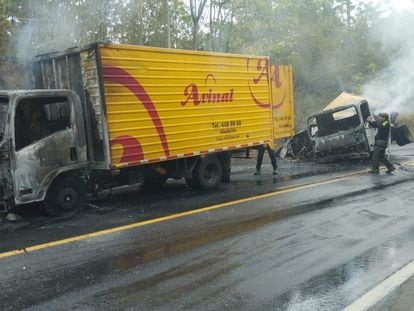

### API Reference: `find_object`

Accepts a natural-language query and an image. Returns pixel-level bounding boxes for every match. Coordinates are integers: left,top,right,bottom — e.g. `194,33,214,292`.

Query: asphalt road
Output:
1,145,414,310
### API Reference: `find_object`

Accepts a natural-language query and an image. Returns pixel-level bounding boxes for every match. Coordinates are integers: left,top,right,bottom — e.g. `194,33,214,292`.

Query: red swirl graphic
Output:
272,65,288,111
103,66,170,158
110,136,144,163
247,61,289,110
273,92,287,110
247,58,271,109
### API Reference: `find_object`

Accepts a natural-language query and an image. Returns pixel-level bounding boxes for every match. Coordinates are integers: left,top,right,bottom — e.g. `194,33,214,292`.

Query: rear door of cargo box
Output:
99,44,273,169
270,65,294,141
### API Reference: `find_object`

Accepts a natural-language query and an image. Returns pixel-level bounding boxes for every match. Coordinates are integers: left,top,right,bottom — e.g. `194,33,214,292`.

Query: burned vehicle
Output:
0,43,296,216
307,100,376,162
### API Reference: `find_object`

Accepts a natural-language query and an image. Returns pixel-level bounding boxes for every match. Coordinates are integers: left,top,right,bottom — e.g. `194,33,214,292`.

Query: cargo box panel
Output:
100,45,273,168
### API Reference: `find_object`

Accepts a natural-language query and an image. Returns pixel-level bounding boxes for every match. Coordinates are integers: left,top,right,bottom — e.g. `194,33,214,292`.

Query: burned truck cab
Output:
0,90,87,213
307,100,376,162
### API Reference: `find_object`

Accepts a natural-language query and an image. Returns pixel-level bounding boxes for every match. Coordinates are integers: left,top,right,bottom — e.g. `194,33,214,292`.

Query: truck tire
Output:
45,177,86,216
189,156,223,190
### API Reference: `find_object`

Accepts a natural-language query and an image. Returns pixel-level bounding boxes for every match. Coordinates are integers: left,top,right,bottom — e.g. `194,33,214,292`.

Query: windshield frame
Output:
307,104,363,138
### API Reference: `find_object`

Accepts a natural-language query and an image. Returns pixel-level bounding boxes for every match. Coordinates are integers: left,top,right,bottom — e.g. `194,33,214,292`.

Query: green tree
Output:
0,0,404,130
189,0,208,50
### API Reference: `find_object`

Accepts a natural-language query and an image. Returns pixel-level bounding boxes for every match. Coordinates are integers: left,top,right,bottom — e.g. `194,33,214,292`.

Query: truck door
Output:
360,101,376,152
11,91,87,205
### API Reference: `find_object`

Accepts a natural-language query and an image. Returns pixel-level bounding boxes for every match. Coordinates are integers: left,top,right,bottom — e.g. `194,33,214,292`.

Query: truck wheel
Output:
45,177,86,216
191,156,223,190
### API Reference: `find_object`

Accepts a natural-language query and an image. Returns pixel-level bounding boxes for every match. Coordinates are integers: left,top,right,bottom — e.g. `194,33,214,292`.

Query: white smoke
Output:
362,9,414,113
14,1,81,61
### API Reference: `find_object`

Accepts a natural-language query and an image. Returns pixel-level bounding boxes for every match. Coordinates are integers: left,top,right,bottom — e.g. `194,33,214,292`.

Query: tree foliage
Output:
0,0,401,128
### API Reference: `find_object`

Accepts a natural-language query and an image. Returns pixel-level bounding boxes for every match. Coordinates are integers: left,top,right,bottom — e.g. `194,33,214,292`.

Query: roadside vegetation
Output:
0,0,412,129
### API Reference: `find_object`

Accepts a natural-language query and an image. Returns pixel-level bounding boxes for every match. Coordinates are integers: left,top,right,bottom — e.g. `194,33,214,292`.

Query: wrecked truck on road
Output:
0,43,295,216
279,92,412,162
307,100,376,162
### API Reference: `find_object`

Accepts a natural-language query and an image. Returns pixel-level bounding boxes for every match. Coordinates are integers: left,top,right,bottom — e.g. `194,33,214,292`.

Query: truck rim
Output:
204,162,220,186
57,187,79,211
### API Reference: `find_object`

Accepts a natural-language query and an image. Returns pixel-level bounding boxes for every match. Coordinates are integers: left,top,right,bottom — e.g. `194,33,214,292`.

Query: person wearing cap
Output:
254,144,278,175
366,113,395,174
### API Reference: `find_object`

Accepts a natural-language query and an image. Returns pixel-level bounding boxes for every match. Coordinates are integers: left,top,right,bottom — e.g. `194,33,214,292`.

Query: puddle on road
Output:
235,166,358,188
111,214,288,271
109,196,346,273
274,228,414,311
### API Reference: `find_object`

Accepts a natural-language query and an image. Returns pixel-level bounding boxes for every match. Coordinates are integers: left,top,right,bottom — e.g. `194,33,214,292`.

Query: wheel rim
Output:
204,162,219,186
56,186,79,211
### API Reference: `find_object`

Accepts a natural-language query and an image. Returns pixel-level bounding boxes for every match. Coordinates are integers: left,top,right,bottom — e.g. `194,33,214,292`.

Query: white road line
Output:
343,259,414,311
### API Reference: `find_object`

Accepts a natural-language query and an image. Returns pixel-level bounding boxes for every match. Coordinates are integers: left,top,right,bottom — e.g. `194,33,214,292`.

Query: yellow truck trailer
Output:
0,43,293,215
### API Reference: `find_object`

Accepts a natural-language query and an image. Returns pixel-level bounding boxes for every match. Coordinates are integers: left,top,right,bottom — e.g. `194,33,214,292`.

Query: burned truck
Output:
307,100,376,162
0,43,294,216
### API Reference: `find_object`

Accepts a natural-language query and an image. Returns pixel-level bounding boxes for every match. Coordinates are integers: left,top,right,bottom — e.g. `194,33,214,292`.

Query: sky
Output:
363,0,414,11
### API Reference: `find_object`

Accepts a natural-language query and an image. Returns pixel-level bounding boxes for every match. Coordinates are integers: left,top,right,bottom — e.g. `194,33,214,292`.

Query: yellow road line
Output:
1,162,414,260
0,171,365,260
401,160,414,166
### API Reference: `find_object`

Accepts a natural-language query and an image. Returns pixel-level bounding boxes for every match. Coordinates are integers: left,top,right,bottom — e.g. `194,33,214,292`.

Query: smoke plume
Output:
362,10,414,113
14,1,81,61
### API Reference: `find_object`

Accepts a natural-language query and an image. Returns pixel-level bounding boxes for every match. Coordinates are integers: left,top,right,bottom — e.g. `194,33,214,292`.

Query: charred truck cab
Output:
307,100,376,162
0,90,88,214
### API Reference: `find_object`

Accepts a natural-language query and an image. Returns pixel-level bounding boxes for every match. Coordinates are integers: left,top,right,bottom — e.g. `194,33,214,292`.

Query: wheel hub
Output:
57,187,78,210
205,164,219,184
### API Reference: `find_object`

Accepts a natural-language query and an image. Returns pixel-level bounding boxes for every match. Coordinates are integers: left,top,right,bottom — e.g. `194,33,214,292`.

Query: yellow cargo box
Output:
32,43,294,171
99,44,278,169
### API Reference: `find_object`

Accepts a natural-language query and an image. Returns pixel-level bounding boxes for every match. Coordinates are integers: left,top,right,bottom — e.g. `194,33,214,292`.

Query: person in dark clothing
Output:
367,113,395,174
255,144,278,175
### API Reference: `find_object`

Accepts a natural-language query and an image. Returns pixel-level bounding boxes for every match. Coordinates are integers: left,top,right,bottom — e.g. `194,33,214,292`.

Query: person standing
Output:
254,144,278,175
366,113,395,174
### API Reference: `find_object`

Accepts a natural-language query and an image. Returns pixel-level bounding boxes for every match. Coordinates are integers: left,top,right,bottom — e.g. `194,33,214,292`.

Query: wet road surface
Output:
1,153,414,310
0,155,375,252
3,143,412,253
